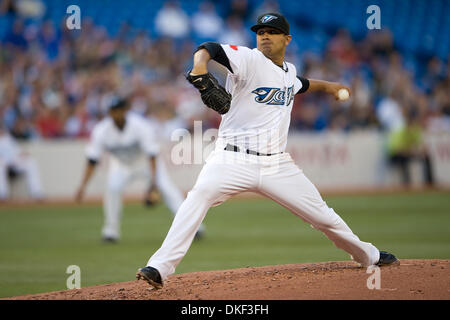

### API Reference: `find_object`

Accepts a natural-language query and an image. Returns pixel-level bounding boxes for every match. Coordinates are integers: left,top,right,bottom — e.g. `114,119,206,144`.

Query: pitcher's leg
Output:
147,187,213,280
259,162,379,266
147,153,258,280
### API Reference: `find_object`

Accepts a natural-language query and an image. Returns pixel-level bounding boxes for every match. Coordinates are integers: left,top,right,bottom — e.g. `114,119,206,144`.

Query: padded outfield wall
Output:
9,131,450,199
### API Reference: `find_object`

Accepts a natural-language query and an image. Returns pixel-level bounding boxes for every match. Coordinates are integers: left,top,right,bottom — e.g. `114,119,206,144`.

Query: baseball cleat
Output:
194,230,204,241
136,266,163,289
376,251,400,266
102,236,118,244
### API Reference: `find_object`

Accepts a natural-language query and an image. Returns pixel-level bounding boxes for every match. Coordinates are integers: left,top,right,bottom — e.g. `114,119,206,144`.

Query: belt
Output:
223,144,283,156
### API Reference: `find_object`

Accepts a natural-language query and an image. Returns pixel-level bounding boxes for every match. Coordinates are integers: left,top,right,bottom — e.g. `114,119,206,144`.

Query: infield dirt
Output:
6,259,449,300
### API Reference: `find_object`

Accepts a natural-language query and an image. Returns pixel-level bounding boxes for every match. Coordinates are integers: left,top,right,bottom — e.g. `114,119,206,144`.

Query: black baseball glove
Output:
186,72,231,114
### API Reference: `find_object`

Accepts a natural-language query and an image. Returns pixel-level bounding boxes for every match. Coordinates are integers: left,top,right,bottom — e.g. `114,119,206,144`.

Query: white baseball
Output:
338,88,350,101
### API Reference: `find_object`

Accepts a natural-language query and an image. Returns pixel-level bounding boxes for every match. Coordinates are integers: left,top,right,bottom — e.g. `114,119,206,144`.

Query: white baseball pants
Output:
102,157,185,239
0,157,43,200
147,150,380,280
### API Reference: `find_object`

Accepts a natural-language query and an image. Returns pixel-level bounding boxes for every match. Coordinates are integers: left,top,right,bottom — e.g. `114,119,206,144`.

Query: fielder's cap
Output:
108,97,128,110
251,13,290,35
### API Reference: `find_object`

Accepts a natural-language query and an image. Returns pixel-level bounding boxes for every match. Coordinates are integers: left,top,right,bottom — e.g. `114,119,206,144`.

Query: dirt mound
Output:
6,259,450,300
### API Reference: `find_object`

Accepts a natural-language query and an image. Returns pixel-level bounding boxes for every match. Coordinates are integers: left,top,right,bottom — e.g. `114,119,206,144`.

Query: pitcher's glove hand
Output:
186,72,231,114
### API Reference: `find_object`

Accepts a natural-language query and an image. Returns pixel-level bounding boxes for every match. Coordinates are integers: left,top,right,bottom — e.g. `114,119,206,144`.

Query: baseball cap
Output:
108,97,128,111
251,13,290,35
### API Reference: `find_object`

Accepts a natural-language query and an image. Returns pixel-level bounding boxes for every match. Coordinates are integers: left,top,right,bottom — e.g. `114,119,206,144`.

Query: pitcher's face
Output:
256,27,291,60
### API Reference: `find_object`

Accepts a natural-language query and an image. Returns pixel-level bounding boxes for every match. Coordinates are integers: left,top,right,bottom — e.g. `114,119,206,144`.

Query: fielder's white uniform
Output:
147,44,380,280
86,112,185,240
0,132,43,200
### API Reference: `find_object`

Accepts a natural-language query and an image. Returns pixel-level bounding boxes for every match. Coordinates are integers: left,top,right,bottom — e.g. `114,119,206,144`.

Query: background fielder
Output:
75,98,203,242
0,125,43,201
137,12,398,288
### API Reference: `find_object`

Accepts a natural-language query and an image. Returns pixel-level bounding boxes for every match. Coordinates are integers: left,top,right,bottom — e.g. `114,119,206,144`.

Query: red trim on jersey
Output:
229,45,238,51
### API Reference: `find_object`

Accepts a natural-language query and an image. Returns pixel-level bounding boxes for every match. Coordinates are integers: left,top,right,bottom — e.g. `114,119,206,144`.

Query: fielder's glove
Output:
186,72,231,115
144,187,161,207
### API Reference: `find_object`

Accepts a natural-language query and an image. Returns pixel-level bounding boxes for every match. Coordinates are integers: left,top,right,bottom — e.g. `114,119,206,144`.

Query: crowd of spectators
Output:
0,0,449,142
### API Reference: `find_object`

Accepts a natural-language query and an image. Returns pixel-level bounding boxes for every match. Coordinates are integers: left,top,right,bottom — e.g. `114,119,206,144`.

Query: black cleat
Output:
194,230,204,241
102,237,118,244
376,251,400,266
136,266,163,289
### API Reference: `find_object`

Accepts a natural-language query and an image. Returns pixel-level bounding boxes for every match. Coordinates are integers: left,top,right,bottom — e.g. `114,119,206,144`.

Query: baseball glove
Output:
186,72,231,114
143,188,161,207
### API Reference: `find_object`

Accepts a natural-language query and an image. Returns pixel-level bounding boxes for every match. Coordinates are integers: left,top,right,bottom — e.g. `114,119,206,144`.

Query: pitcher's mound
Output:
7,259,450,300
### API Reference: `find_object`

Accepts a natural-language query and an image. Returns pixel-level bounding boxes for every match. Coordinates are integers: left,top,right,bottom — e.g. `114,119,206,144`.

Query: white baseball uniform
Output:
146,44,380,280
85,112,186,240
0,132,43,200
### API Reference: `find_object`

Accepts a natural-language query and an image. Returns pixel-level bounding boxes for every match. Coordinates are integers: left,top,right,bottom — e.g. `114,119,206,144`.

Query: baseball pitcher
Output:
137,13,398,289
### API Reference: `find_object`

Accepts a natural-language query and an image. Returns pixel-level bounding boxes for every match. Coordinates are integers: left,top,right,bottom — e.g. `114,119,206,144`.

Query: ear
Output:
285,35,292,46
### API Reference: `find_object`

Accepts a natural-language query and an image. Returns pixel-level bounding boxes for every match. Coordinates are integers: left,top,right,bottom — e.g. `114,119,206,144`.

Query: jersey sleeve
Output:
219,44,255,79
295,76,310,94
85,125,104,162
196,42,233,73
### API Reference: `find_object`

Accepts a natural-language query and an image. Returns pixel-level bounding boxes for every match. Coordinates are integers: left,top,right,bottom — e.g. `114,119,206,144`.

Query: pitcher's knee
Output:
312,220,338,231
189,183,221,203
310,207,341,231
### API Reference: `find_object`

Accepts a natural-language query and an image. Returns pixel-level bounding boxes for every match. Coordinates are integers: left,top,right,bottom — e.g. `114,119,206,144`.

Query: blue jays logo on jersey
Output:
106,141,140,157
261,15,277,23
252,86,294,106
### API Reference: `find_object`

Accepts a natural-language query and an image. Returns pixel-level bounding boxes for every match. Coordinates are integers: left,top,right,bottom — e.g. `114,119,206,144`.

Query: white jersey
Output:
216,44,305,154
0,132,21,166
86,112,160,165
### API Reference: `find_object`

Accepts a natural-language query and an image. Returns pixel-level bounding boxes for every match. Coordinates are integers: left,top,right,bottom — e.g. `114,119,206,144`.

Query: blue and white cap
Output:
251,12,290,34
